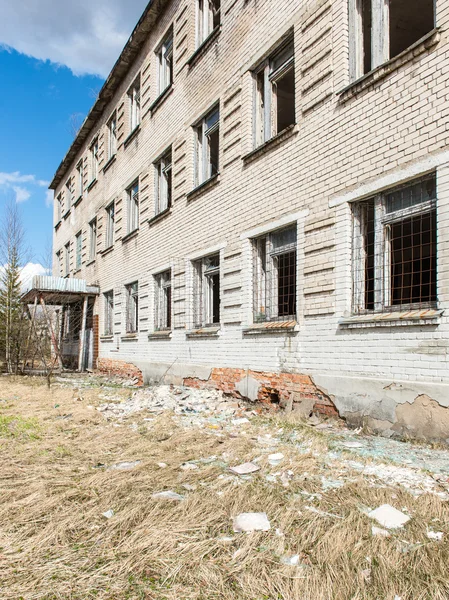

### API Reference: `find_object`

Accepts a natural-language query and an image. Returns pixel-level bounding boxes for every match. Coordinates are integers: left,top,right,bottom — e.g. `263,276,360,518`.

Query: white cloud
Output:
0,0,148,77
45,190,54,208
13,186,31,204
0,262,48,292
0,170,51,205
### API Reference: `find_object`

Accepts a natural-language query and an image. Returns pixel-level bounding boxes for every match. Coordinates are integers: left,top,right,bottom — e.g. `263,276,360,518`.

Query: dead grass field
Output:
0,375,448,600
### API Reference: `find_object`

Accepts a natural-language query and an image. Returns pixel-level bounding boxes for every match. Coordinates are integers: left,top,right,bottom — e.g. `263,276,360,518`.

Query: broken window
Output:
154,270,172,331
127,181,139,233
352,175,437,313
129,78,141,132
157,29,173,96
76,160,84,198
351,0,435,80
196,0,220,48
194,106,219,187
253,225,297,323
65,178,73,211
75,231,82,270
106,202,115,248
108,113,117,159
90,139,99,182
56,193,62,222
155,149,172,215
126,282,139,333
56,250,62,276
104,291,114,335
193,254,220,328
254,37,295,147
89,218,97,260
64,242,71,276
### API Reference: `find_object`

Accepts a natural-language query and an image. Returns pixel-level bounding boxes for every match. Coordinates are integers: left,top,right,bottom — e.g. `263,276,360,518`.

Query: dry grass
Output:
0,376,448,600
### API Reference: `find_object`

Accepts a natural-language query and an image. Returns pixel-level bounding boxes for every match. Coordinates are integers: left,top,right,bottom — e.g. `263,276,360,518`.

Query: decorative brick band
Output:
97,358,143,386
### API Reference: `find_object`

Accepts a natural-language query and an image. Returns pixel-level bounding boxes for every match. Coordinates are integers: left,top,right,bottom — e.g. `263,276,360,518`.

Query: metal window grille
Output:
104,291,114,335
75,232,82,269
253,225,297,323
126,282,138,333
158,31,173,94
155,150,172,214
89,218,97,260
254,37,295,146
127,183,139,233
106,202,115,248
64,242,71,276
193,254,220,327
108,115,117,158
195,106,219,186
155,270,172,330
196,0,220,47
129,80,141,131
352,175,437,313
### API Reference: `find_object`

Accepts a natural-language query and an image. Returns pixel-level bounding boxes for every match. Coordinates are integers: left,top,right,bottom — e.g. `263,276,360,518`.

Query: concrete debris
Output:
102,510,114,519
230,462,260,475
372,526,391,538
427,530,444,541
368,505,410,529
321,477,345,491
342,441,364,449
157,462,168,468
182,484,197,491
281,554,300,566
152,491,184,501
180,462,199,471
268,453,284,466
231,417,250,426
108,460,141,471
233,512,271,533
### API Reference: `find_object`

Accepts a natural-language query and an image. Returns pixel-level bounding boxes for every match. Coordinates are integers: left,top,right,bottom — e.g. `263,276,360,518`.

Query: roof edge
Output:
50,0,169,190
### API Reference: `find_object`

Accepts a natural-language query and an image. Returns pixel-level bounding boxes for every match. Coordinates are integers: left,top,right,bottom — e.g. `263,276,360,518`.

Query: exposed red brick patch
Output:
97,358,143,386
184,368,339,417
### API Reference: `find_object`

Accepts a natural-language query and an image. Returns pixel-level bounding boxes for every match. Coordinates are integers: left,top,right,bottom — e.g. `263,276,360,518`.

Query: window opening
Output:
155,270,172,330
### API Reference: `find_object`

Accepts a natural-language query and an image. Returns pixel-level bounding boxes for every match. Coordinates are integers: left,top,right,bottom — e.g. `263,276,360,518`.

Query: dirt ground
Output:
1,374,449,600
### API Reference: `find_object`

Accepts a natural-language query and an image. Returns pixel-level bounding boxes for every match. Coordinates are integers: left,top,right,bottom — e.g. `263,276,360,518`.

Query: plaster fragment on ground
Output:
372,526,391,537
281,554,300,566
368,504,410,529
108,460,141,471
152,491,184,501
180,462,199,471
102,510,114,519
233,512,271,532
427,530,444,541
268,453,284,466
230,462,260,475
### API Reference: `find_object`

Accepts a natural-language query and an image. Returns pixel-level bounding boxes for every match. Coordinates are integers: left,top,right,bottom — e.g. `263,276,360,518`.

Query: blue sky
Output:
0,0,147,272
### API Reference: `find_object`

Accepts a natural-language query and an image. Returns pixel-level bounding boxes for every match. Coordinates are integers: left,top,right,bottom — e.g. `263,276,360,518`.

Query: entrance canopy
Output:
22,276,100,305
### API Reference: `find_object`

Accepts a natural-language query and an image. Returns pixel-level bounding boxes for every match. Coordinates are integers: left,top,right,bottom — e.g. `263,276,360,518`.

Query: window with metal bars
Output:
254,36,295,148
154,270,172,331
157,29,173,96
196,0,220,48
64,242,71,276
75,231,82,269
352,175,437,313
106,202,115,248
193,254,220,328
129,78,141,132
194,105,219,187
155,149,172,214
127,182,139,233
104,291,114,335
253,225,297,323
125,282,139,333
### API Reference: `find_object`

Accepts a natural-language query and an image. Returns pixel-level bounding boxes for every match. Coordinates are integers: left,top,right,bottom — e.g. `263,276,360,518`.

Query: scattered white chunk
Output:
233,512,271,533
230,462,260,475
268,453,284,466
231,418,250,426
281,554,300,566
372,526,390,538
102,509,114,519
427,530,444,541
152,491,184,501
180,462,199,471
368,504,410,529
342,441,364,449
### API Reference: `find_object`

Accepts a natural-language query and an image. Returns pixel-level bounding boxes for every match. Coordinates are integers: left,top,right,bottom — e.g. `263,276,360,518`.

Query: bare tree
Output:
68,112,85,139
0,200,29,373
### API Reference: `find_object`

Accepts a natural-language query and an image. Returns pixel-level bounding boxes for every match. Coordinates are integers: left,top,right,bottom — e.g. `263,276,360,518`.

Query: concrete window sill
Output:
243,320,298,336
148,85,173,115
100,335,114,342
122,229,139,243
124,125,141,148
242,124,297,165
73,195,83,207
87,179,97,192
148,207,171,226
186,173,220,201
339,309,443,329
86,259,96,267
148,330,172,340
103,154,116,173
54,220,62,230
338,28,440,103
121,333,138,340
100,245,114,257
63,209,71,220
187,25,221,68
186,326,220,338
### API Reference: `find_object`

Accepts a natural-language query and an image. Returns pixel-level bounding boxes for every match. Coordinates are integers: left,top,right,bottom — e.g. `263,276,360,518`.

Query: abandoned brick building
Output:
48,0,449,440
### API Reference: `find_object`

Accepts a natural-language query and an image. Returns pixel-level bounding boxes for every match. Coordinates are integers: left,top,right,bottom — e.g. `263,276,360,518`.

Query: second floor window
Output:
155,149,172,214
157,29,173,96
193,254,220,328
65,178,73,211
194,106,219,187
77,160,84,198
254,37,295,147
196,0,220,48
56,194,62,222
126,282,139,333
127,182,139,233
90,139,99,181
106,202,115,248
108,114,117,159
350,0,434,81
64,242,71,276
154,270,172,331
129,78,141,132
104,291,114,335
75,232,82,269
89,218,97,260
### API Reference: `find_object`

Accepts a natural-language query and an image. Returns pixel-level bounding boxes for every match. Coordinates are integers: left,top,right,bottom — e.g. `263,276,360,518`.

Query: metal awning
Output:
21,276,100,305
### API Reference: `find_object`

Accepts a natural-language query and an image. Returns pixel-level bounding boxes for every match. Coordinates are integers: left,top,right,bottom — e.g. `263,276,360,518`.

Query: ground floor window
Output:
154,270,172,331
193,254,220,328
253,225,297,323
125,282,139,333
104,291,114,335
352,174,437,313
